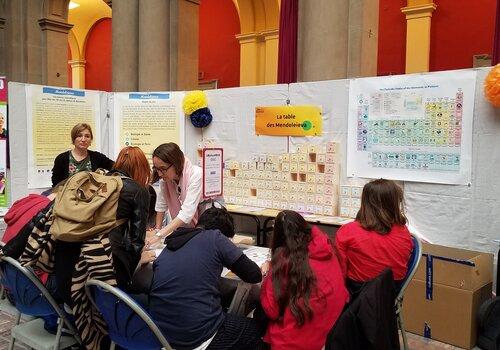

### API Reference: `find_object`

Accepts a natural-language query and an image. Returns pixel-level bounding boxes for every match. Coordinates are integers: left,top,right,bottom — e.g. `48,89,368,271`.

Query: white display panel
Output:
25,85,102,188
347,70,476,184
112,92,185,160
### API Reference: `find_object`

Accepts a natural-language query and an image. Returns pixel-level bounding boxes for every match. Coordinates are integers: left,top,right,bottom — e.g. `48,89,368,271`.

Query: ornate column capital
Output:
401,3,437,20
261,29,279,41
68,59,86,68
38,18,73,33
236,32,261,43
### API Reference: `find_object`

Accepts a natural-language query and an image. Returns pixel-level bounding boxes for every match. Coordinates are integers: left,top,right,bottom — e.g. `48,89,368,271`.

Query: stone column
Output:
263,29,279,84
402,0,437,73
297,0,349,81
138,0,169,91
68,59,85,88
169,0,199,90
112,0,139,91
38,18,73,86
347,0,379,77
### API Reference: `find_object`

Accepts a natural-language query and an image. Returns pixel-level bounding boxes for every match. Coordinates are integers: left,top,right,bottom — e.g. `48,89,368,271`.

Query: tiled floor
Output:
404,332,480,350
0,312,27,350
0,309,482,350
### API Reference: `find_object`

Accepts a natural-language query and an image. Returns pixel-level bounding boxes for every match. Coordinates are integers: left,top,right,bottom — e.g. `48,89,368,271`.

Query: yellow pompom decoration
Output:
182,90,208,115
484,64,500,107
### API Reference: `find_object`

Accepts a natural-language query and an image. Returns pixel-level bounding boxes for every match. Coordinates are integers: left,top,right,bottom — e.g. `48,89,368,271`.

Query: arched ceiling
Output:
67,0,111,57
232,0,280,34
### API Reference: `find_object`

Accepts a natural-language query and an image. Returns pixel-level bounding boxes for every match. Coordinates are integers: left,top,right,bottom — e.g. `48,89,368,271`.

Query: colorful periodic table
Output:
347,70,476,185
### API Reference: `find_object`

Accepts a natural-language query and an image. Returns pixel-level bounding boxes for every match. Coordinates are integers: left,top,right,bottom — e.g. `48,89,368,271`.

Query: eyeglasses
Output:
152,164,173,174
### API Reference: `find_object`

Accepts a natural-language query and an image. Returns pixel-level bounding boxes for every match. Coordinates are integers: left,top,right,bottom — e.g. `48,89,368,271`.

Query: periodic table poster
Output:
347,70,476,185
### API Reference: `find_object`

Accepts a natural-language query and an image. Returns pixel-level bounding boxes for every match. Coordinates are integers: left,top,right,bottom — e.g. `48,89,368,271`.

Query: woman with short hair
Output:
51,123,114,187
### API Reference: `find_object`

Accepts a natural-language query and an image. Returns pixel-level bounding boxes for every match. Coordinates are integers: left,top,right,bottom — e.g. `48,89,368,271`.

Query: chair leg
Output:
110,341,116,350
7,336,15,350
53,318,63,350
398,313,409,350
14,311,21,325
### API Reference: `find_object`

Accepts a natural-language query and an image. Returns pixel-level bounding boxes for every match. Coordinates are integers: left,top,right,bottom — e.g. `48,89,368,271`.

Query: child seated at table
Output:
146,207,265,349
335,178,413,297
260,210,349,350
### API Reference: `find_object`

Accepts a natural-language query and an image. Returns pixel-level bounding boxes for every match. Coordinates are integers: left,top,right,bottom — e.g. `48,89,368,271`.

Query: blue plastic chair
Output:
85,279,172,350
0,256,80,350
395,234,422,350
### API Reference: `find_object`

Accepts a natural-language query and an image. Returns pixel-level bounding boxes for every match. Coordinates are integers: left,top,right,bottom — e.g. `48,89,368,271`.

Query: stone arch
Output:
233,0,280,86
68,29,80,59
66,0,111,88
42,0,70,22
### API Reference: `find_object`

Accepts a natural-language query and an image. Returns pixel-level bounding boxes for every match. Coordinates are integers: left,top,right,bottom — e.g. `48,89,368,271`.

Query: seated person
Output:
147,207,264,350
0,191,63,334
2,191,54,245
54,146,151,306
335,179,413,297
260,210,349,350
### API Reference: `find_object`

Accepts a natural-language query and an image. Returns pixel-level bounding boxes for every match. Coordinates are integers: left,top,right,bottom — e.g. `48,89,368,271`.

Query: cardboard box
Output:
402,243,493,349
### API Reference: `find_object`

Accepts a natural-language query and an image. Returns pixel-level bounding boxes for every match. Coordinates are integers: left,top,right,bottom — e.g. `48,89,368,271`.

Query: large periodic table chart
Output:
347,70,476,185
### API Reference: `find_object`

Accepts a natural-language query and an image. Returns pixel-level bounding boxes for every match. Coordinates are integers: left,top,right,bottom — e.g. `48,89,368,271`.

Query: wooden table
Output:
226,204,354,246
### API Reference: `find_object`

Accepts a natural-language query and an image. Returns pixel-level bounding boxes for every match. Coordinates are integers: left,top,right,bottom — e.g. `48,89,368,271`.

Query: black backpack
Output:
477,297,500,350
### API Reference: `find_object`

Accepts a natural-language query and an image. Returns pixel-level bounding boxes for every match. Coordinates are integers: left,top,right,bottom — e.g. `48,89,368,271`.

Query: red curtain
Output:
277,0,299,84
493,0,500,65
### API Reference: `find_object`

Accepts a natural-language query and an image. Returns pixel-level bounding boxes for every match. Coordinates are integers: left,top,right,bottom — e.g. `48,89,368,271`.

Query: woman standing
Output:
51,123,114,187
260,210,349,350
148,142,203,245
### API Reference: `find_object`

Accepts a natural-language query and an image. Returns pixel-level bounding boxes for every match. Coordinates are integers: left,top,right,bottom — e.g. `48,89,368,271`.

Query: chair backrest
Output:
0,256,79,335
396,234,422,303
85,279,172,350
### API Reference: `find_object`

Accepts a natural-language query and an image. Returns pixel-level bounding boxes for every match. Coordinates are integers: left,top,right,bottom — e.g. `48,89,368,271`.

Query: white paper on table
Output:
242,246,271,267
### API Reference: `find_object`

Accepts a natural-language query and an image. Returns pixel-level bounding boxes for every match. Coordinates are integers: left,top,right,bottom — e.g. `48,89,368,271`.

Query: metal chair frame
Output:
0,256,80,350
395,234,422,350
85,279,172,350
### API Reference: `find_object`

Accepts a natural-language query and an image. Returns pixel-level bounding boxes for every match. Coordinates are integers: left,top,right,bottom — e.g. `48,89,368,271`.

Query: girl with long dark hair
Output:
260,210,348,350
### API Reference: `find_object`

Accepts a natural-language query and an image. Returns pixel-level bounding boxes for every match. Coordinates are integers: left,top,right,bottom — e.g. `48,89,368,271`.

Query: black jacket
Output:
51,149,114,187
55,170,150,305
106,170,150,288
325,269,400,350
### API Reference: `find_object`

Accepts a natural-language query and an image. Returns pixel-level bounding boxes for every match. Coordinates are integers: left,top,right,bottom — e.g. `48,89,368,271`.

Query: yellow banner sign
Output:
255,105,322,136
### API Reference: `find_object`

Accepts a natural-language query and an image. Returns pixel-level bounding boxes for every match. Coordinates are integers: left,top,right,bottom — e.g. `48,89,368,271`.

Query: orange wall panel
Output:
199,0,240,88
85,18,112,92
430,0,497,71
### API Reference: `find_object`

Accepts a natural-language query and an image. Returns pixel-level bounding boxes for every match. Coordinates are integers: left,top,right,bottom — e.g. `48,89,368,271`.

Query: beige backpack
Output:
50,171,125,242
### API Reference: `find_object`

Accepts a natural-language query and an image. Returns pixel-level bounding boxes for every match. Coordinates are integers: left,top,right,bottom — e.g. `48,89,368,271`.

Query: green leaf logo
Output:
302,120,312,131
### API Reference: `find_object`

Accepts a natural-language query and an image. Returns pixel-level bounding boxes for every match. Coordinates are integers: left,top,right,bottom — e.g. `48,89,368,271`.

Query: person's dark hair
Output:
356,178,407,235
271,210,316,326
152,143,185,182
197,207,235,238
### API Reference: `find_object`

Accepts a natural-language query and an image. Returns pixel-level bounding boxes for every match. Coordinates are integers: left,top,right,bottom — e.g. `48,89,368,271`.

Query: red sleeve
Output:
260,273,280,320
335,225,349,278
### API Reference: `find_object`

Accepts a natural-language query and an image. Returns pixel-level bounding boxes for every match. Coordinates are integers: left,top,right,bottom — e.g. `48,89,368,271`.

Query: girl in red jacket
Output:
335,179,413,296
260,210,349,350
